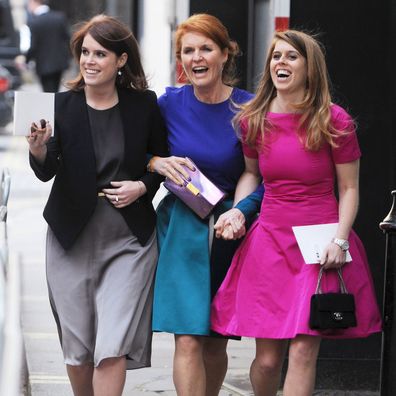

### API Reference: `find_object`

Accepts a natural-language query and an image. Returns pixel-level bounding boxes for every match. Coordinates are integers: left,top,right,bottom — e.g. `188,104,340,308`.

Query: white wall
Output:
138,0,174,96
251,0,276,88
138,0,189,96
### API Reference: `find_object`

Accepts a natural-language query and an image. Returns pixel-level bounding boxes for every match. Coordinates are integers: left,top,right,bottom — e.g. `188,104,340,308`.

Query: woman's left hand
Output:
214,208,246,240
102,180,146,208
320,242,347,270
149,156,195,185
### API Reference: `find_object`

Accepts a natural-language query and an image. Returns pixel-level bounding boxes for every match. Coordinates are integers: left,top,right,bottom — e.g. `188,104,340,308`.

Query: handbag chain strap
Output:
315,267,349,294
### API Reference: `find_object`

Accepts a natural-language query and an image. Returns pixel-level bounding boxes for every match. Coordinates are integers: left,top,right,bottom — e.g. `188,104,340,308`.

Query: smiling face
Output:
180,31,228,91
270,39,307,96
80,33,127,90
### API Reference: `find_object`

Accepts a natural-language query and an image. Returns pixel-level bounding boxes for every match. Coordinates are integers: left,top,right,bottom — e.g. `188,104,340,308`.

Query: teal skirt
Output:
152,193,241,335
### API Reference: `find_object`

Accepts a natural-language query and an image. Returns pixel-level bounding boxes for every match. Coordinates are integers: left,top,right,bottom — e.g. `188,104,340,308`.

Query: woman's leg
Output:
92,356,127,396
174,334,205,396
66,363,94,396
283,335,321,396
250,338,288,396
203,337,228,396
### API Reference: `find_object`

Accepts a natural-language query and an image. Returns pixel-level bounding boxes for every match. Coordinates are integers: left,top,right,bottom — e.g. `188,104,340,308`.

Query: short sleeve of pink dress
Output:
331,105,361,164
240,118,259,159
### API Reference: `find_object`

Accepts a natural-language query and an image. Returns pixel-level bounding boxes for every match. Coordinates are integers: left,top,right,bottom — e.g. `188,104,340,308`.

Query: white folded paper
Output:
13,91,54,136
292,223,352,264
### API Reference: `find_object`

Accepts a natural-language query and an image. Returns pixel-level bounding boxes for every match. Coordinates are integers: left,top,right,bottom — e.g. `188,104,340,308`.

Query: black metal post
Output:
379,190,396,395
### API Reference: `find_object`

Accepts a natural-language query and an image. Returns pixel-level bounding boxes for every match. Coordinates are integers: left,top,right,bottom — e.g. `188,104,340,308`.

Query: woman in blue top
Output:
148,14,263,395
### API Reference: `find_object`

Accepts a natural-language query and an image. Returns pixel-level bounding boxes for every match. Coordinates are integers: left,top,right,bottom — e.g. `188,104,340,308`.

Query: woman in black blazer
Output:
27,15,168,396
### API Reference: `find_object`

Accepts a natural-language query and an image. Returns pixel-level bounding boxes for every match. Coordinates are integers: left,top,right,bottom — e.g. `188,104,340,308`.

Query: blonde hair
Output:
236,30,343,151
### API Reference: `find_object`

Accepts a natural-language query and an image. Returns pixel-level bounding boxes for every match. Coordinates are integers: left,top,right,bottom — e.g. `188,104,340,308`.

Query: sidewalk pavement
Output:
0,89,256,395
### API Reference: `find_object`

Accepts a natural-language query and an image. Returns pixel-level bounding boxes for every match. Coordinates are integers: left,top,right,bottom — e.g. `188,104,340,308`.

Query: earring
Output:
117,69,122,76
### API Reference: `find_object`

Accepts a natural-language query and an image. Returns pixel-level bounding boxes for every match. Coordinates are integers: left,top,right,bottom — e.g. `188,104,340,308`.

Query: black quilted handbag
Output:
309,267,357,330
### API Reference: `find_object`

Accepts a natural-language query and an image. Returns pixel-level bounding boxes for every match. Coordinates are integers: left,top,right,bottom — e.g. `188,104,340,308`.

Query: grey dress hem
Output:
46,209,158,370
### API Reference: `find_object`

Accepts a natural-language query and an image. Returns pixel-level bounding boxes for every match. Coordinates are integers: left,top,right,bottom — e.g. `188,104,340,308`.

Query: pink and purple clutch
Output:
163,161,227,219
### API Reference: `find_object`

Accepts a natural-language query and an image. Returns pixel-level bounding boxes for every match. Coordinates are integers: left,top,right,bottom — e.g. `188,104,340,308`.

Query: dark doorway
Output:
290,0,396,391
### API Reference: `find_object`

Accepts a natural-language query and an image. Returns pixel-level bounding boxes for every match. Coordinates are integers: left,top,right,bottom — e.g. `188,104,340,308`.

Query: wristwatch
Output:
332,237,350,251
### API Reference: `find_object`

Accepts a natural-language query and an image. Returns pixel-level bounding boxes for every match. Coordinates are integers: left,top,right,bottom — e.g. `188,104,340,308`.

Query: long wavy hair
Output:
174,13,240,86
66,14,148,92
236,30,343,151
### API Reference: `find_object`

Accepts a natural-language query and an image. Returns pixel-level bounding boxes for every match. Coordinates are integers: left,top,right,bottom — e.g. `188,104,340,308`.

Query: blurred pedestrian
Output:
211,29,382,395
147,13,263,396
26,0,70,92
26,14,168,396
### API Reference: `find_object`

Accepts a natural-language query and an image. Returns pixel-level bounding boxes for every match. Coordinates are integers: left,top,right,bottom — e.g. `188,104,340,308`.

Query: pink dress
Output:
211,104,382,339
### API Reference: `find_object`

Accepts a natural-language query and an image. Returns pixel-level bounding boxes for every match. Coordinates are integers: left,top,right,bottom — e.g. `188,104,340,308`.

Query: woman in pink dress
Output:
211,30,382,395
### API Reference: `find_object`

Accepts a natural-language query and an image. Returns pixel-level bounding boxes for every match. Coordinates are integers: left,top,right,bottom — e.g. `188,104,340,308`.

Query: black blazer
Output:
30,88,169,250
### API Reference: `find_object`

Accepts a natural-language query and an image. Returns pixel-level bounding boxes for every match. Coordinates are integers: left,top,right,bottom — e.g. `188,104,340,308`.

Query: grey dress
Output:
46,104,157,369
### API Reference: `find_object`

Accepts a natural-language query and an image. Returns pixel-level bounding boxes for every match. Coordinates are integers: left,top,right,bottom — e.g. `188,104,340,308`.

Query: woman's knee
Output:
67,362,93,370
253,353,284,377
175,335,203,356
96,356,125,370
288,336,321,368
67,362,94,378
252,339,286,377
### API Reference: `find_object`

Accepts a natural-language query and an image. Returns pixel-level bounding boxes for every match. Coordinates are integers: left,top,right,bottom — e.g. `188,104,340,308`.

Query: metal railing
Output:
379,190,396,396
0,167,24,396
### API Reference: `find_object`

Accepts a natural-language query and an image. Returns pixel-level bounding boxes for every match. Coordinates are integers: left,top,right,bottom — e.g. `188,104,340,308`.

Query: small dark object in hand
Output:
31,119,47,133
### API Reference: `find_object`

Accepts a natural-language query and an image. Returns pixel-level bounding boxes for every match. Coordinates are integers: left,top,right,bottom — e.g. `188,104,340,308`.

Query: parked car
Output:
0,65,12,127
0,0,23,90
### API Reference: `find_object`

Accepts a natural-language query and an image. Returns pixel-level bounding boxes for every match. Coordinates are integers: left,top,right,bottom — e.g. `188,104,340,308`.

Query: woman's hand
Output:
26,120,52,164
320,242,347,269
102,180,146,208
214,208,246,240
148,156,195,185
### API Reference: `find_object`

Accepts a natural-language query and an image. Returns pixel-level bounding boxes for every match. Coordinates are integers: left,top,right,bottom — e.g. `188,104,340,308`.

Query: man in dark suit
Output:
26,0,70,92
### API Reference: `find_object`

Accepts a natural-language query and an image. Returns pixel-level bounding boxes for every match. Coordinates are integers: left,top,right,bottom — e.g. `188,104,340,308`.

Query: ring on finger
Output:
115,195,119,203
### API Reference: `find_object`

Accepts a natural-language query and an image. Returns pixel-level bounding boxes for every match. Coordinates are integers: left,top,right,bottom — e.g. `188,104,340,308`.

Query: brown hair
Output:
66,14,147,91
174,13,240,86
237,30,343,151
